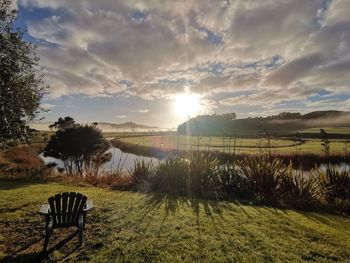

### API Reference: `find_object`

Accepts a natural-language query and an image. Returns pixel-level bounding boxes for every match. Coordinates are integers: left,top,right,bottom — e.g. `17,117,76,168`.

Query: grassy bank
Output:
1,181,350,262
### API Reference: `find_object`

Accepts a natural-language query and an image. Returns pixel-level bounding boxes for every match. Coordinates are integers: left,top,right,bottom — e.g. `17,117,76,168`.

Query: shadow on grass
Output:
0,230,81,263
0,179,50,190
137,193,249,230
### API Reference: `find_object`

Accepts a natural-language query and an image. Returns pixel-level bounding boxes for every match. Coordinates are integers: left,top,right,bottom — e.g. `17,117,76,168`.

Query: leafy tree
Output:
49,116,77,130
0,0,47,143
44,125,111,176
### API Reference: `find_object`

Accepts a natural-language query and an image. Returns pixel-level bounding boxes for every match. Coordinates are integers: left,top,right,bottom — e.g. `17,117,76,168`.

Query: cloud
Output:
264,53,323,87
115,115,127,118
134,109,149,113
40,103,55,111
16,0,350,115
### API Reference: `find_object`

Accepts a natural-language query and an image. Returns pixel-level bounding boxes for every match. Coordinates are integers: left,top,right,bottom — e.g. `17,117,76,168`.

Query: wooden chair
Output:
38,192,93,251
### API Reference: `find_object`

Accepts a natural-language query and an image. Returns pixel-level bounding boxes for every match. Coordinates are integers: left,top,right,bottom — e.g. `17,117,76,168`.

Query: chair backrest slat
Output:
61,192,68,224
67,192,76,223
48,192,88,227
48,196,57,224
55,194,62,224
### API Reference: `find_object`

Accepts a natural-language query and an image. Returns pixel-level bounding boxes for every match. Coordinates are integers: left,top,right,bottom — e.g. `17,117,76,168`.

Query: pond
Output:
39,146,160,172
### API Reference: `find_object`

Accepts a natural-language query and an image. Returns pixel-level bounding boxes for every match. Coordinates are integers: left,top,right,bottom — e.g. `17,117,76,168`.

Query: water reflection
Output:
39,146,160,172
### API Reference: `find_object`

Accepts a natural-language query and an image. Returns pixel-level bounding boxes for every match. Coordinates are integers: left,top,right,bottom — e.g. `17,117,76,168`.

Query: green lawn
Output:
1,182,350,262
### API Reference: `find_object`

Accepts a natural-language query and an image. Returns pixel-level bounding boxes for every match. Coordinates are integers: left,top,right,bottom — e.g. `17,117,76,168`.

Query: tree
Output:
49,116,77,130
44,125,112,176
0,0,47,143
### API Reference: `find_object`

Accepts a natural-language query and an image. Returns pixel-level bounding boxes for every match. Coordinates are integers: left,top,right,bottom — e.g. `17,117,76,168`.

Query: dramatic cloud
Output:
16,0,350,123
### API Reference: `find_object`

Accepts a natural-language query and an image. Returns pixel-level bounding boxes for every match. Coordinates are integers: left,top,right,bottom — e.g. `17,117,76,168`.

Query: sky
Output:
15,0,350,128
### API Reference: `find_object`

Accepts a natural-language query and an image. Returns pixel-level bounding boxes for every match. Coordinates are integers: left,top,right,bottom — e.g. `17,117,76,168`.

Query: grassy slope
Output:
1,182,350,262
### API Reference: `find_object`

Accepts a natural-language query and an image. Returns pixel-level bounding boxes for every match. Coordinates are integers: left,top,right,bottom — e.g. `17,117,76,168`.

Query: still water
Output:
39,147,160,172
40,147,348,173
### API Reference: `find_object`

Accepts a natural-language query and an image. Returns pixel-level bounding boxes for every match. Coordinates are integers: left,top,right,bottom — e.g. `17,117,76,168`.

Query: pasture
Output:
117,134,348,154
1,181,350,262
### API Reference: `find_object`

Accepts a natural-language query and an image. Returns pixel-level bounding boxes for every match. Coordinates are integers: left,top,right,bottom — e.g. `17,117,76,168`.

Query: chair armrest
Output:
84,199,94,211
38,204,50,215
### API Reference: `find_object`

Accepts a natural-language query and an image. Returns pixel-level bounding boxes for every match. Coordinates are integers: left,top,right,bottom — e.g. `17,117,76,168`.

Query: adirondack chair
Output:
38,192,93,251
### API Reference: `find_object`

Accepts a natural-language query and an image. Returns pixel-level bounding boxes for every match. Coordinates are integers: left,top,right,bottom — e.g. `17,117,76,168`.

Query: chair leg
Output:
44,217,53,251
83,212,87,229
78,214,84,246
78,227,83,246
44,233,50,251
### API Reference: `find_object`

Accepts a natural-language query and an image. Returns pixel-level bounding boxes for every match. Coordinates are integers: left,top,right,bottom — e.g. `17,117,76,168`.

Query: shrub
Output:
239,155,286,201
278,164,322,207
152,155,189,195
217,163,253,199
312,165,350,202
128,159,155,191
188,153,220,197
4,145,44,169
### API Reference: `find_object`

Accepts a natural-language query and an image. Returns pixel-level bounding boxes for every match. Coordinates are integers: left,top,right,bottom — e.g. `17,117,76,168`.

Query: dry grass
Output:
0,143,48,180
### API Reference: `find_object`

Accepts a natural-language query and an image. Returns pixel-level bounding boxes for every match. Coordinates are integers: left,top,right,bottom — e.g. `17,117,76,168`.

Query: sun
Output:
174,93,201,119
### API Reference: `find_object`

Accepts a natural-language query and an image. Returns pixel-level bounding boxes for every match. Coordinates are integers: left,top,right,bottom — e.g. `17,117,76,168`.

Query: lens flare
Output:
174,93,201,118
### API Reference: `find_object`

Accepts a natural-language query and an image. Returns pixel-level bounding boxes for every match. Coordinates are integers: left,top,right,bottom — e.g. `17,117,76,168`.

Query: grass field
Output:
1,181,350,262
118,135,348,154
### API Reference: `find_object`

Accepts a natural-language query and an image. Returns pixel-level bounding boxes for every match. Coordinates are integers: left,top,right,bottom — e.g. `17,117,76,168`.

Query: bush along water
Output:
151,153,350,214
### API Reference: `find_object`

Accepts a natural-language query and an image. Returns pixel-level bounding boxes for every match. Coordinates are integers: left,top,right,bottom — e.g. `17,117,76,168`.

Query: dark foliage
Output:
44,125,111,176
49,116,77,130
217,163,253,199
0,0,47,144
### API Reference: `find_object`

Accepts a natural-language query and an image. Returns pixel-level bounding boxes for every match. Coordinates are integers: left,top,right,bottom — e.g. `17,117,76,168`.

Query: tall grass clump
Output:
217,163,253,199
278,165,322,208
311,165,350,213
152,155,189,195
188,153,220,197
128,159,155,191
239,155,286,201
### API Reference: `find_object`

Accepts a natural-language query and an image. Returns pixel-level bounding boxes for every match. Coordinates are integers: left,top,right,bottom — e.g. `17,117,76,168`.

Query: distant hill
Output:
302,110,350,120
30,121,164,132
177,110,350,137
96,122,162,132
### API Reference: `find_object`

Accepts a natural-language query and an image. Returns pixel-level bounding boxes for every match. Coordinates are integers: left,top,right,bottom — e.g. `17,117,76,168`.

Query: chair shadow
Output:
1,230,81,263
